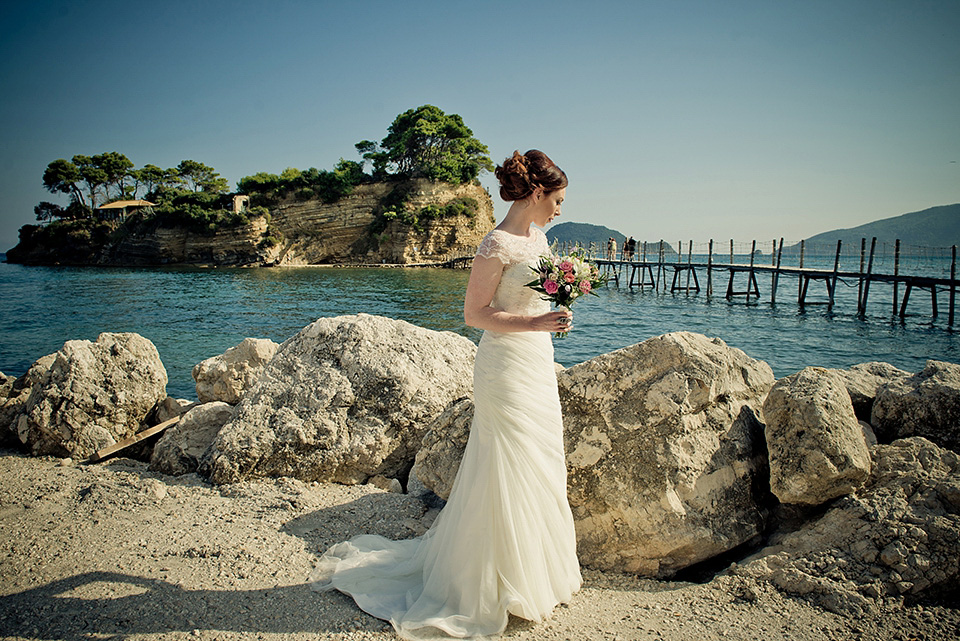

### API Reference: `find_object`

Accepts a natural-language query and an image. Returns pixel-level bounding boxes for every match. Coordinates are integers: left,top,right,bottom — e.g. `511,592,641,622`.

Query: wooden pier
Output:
585,237,960,326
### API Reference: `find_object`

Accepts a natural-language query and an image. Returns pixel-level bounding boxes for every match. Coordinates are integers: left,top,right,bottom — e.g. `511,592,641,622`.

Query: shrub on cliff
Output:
154,207,248,234
237,159,365,206
6,219,114,264
420,197,479,220
34,200,91,222
380,196,480,233
135,187,263,234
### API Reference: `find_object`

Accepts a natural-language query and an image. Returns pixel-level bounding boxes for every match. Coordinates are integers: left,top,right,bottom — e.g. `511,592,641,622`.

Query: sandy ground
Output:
0,450,957,641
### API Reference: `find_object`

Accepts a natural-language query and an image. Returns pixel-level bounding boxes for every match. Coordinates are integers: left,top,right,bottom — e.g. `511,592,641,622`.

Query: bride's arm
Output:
463,255,572,333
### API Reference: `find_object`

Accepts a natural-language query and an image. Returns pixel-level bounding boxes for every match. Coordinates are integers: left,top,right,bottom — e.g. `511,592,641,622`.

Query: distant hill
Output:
546,222,625,248
546,222,678,258
793,204,960,251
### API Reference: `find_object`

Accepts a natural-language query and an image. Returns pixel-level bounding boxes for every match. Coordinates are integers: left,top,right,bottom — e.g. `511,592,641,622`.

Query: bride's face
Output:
532,188,565,227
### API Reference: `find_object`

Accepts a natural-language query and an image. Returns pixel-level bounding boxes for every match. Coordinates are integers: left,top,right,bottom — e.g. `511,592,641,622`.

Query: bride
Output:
310,149,582,639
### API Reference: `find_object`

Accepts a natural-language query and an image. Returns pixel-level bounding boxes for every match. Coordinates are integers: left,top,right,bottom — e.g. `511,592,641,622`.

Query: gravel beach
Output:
1,450,957,641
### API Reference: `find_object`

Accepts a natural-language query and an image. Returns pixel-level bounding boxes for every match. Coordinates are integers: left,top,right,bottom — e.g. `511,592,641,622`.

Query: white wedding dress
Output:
310,227,581,639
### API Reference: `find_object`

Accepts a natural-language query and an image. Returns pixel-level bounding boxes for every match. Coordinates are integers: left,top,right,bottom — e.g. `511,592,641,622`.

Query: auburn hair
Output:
494,150,567,201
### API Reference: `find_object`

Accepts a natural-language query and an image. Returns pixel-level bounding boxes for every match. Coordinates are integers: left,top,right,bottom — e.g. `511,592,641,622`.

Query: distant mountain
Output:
793,203,960,251
546,222,678,258
546,222,625,248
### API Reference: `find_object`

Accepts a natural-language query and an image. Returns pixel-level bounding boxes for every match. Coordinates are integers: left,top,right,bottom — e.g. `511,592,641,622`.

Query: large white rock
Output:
0,371,13,399
733,437,960,615
0,360,53,447
150,401,235,475
559,332,776,577
10,333,167,458
412,398,474,499
201,314,476,484
763,367,872,505
192,337,279,404
871,360,960,453
830,362,910,422
414,332,776,577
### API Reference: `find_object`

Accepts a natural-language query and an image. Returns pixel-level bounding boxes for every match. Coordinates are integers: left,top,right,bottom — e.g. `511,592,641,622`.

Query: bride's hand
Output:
533,310,573,333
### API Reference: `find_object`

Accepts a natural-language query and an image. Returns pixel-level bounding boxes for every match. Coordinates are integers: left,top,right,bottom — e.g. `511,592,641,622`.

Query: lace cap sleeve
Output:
533,227,550,254
475,231,507,262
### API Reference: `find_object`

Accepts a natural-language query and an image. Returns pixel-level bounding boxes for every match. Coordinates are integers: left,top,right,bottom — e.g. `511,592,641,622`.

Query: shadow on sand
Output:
0,570,382,640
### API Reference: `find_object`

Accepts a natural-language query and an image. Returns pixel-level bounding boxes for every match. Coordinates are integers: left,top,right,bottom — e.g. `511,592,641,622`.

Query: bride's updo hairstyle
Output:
494,150,568,202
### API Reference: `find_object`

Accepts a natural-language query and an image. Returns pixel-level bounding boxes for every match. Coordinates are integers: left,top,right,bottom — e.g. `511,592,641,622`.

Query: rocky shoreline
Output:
1,314,958,640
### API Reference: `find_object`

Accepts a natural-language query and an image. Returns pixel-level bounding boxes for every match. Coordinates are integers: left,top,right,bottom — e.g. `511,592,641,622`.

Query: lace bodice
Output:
475,228,552,317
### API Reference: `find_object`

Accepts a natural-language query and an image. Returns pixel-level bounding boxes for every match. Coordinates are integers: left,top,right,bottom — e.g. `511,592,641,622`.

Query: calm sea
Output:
1,255,957,399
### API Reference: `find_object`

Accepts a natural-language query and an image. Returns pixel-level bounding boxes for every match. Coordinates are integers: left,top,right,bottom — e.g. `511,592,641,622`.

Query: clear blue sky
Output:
1,0,957,252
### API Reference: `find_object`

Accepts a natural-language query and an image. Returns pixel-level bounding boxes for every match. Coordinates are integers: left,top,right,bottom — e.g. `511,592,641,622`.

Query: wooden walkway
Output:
404,236,956,325
591,238,959,325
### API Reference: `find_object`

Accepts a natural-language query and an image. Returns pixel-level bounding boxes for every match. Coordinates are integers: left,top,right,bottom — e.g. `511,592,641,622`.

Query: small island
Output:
6,106,495,267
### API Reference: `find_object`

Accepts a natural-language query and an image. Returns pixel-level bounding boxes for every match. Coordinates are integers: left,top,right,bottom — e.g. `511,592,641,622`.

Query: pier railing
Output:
554,238,959,326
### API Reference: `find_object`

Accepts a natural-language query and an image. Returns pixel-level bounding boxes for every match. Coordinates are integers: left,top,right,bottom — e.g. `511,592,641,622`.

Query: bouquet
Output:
525,249,608,337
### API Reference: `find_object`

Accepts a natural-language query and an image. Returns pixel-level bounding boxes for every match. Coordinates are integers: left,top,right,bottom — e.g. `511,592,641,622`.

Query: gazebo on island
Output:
96,199,157,221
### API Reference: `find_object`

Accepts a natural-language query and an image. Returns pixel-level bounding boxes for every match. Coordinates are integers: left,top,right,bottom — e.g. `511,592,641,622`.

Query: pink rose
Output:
544,279,559,295
564,271,576,283
559,260,574,272
579,280,592,294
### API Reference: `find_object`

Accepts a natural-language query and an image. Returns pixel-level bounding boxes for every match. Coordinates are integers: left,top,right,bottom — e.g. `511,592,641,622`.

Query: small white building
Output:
230,195,250,213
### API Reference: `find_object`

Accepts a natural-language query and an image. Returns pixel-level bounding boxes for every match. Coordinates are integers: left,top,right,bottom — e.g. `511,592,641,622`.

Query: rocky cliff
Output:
5,180,494,267
270,179,494,265
113,216,276,266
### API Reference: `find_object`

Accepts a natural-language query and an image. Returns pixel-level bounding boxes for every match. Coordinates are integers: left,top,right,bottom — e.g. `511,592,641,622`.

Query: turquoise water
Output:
1,259,957,399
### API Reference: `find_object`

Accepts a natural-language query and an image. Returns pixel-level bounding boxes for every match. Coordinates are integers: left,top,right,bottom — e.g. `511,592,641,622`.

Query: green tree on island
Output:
95,152,135,201
237,159,365,204
36,153,243,232
70,155,109,211
128,164,165,199
42,155,109,213
42,159,87,209
175,159,229,194
356,105,493,184
41,153,138,214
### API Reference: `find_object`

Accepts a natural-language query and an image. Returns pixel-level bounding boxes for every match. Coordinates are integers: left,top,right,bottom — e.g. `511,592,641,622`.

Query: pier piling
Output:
951,246,957,326
829,240,842,309
858,237,877,316
857,238,866,310
893,240,901,316
798,239,805,302
670,240,700,293
771,238,783,304
706,240,714,296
